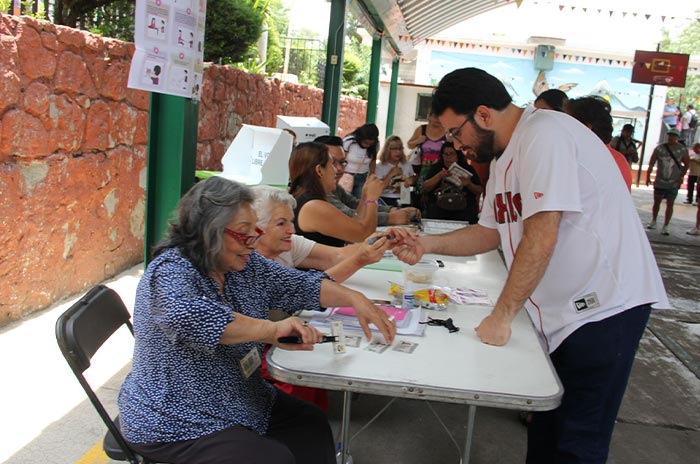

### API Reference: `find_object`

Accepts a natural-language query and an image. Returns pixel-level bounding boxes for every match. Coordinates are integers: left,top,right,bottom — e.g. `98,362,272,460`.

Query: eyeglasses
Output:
224,226,265,247
446,114,474,147
333,158,348,168
389,146,403,151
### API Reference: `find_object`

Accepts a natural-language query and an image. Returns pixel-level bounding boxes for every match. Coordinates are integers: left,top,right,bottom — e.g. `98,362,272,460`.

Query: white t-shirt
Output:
274,234,316,268
681,110,695,130
375,161,414,180
343,137,373,175
479,106,669,352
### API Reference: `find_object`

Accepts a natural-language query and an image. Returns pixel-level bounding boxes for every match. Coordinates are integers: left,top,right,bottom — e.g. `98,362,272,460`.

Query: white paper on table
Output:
308,307,427,336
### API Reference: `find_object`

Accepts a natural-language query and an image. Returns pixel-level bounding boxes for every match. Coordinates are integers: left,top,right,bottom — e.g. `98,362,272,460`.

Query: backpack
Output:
689,111,697,129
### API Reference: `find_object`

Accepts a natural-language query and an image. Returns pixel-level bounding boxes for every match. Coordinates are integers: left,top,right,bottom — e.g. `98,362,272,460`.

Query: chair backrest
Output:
55,285,142,464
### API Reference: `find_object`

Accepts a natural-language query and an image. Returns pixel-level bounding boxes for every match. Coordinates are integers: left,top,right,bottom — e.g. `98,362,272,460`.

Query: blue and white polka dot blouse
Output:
118,247,326,444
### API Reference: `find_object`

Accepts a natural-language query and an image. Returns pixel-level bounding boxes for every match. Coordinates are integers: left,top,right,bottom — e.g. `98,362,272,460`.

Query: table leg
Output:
463,405,477,464
339,391,353,464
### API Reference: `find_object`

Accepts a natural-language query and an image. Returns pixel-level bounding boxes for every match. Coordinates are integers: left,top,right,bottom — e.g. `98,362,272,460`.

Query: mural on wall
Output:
429,51,652,130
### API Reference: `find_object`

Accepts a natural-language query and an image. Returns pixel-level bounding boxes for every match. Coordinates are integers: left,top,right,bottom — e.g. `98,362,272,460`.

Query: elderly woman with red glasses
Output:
118,176,395,464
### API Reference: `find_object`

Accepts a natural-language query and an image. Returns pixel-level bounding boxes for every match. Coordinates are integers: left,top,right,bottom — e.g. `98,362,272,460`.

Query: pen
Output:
368,233,395,245
277,335,337,344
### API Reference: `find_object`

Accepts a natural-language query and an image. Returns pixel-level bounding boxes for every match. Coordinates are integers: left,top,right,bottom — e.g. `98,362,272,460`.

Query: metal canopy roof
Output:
358,0,512,56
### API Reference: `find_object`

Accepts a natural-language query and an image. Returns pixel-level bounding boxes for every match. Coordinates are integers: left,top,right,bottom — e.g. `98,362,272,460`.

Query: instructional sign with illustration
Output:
128,0,206,100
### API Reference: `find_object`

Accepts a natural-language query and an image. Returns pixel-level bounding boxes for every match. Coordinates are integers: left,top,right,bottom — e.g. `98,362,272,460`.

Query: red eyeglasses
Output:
223,227,265,247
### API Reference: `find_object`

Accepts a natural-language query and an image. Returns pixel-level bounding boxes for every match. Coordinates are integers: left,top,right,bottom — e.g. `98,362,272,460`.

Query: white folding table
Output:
267,245,562,463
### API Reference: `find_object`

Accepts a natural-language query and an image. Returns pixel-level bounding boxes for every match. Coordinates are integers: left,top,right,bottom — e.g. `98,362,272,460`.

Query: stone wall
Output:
0,14,366,326
197,64,367,170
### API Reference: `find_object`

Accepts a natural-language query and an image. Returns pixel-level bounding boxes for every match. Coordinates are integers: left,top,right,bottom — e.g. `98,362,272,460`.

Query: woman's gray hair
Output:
250,184,297,228
153,176,254,274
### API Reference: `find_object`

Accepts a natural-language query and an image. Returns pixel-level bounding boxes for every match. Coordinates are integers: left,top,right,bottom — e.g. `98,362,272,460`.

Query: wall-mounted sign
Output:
631,51,690,88
128,0,206,100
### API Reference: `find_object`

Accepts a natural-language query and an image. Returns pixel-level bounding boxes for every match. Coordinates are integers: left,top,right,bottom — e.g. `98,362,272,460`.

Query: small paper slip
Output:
437,286,492,306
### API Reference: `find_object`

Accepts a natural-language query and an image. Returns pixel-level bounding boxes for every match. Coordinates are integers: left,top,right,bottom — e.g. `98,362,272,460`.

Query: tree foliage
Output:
660,16,700,106
52,0,117,28
204,0,263,64
341,13,371,99
84,0,135,41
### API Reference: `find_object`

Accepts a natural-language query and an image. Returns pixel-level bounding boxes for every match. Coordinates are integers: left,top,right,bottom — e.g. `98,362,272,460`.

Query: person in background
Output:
341,123,380,198
374,135,416,207
686,198,700,236
421,142,482,223
533,88,569,112
680,104,696,146
117,176,395,464
252,185,390,282
660,97,680,143
610,124,641,167
281,128,298,148
646,128,690,235
407,113,447,208
392,67,667,464
566,96,632,191
685,143,700,205
316,135,420,225
289,142,382,246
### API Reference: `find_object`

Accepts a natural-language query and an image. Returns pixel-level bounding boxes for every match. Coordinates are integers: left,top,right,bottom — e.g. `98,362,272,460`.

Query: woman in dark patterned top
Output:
118,177,395,464
289,142,384,246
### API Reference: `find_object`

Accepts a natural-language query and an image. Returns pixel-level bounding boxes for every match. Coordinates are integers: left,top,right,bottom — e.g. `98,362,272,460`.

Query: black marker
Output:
277,335,338,344
368,233,395,245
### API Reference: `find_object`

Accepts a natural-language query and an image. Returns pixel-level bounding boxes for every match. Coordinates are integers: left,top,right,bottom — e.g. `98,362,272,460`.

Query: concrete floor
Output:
1,186,698,464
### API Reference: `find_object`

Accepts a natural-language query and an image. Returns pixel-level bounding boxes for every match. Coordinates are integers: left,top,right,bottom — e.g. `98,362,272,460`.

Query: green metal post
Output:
143,93,198,264
321,0,348,134
385,57,400,137
366,33,383,124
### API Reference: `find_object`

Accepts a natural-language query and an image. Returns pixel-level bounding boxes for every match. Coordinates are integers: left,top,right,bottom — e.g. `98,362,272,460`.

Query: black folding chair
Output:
55,285,156,464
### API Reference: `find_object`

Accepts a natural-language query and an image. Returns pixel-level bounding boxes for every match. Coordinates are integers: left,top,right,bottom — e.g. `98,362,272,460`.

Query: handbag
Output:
435,184,468,211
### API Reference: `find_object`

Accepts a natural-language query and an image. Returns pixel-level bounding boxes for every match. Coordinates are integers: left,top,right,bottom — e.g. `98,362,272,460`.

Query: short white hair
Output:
251,185,297,228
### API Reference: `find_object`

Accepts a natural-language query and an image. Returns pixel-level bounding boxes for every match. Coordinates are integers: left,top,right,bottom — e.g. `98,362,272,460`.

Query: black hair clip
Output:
420,317,460,333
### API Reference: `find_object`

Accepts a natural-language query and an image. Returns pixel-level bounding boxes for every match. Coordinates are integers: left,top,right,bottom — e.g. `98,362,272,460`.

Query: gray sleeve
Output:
327,191,356,218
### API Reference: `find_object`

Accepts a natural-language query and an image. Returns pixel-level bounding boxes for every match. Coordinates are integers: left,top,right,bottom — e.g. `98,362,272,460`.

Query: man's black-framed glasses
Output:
446,114,474,147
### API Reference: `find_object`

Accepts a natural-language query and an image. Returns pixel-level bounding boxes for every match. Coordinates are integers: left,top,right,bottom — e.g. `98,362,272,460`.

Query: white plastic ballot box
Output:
276,116,329,143
220,125,293,186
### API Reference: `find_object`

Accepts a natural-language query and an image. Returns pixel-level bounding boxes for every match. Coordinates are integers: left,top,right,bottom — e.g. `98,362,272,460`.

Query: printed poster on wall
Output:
128,0,206,100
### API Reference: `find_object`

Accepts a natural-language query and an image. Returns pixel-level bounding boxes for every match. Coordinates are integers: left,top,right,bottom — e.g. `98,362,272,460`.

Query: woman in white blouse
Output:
374,135,416,207
252,185,390,283
341,123,380,198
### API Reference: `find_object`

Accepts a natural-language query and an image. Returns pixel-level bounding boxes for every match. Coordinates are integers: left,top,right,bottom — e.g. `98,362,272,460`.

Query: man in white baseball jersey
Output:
392,68,668,464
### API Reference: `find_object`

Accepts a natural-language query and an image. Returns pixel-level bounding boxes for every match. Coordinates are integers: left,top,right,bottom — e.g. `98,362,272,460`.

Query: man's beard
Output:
470,124,501,163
